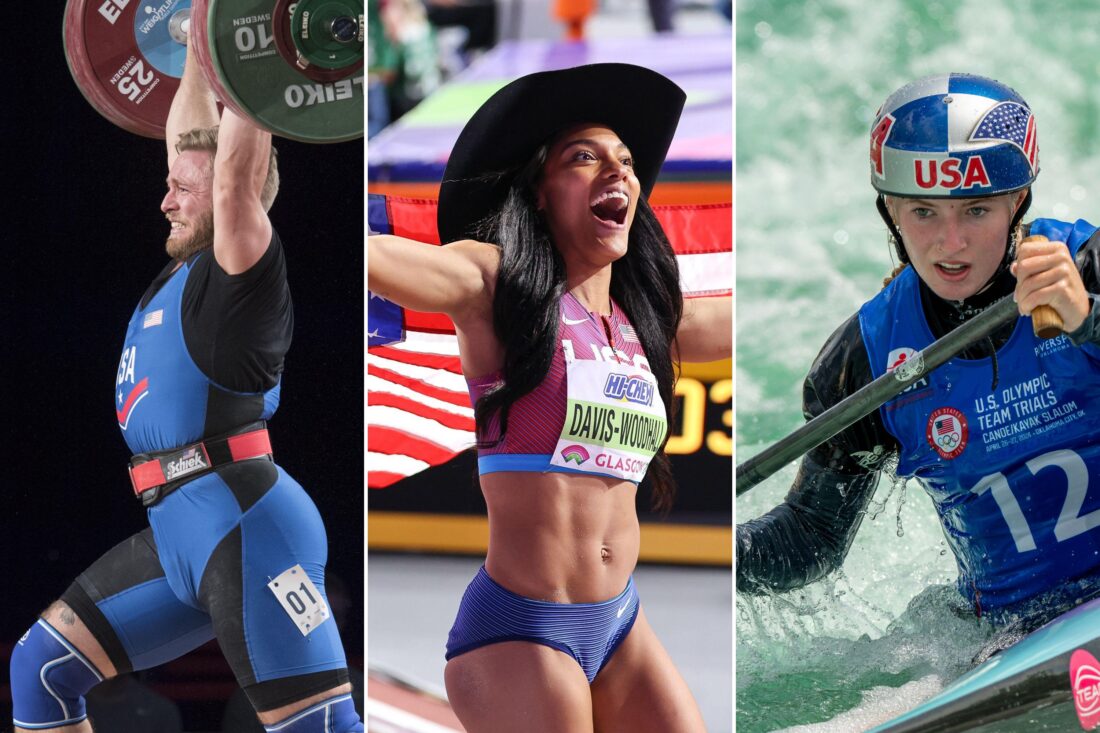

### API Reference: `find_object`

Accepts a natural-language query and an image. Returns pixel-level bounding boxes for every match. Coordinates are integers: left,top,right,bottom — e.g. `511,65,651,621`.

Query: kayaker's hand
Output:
1012,236,1090,333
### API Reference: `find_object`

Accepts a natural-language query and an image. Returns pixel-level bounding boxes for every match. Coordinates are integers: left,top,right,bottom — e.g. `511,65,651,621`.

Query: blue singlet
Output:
859,218,1100,614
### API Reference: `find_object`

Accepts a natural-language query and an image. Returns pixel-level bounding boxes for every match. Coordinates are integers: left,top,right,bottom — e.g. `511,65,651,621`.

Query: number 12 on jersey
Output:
970,449,1100,553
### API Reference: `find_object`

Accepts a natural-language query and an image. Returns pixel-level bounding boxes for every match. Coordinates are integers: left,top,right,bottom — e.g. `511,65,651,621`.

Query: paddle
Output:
1027,235,1065,337
737,233,1069,495
737,295,1022,495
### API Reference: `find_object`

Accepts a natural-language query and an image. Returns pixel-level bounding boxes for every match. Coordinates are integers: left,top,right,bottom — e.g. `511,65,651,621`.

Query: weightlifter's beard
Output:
166,211,214,260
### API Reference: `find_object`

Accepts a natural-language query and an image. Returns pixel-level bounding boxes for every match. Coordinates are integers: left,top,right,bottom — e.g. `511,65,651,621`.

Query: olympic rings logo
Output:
927,406,968,459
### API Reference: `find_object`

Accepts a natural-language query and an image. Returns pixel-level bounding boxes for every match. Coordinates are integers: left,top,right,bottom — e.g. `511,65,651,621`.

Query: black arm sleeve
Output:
181,231,294,392
1067,229,1100,346
737,313,899,593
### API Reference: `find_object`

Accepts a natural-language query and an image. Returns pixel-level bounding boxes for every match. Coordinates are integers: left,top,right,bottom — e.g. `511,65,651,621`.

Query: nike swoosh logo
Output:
617,598,631,618
562,316,589,325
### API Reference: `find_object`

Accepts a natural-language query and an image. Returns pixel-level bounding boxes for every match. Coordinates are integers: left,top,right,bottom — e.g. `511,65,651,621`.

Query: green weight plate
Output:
192,0,363,143
272,0,362,83
291,0,363,70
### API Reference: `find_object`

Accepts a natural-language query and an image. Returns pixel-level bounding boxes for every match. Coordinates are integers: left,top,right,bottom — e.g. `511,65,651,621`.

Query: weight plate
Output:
192,0,363,143
291,0,363,71
63,0,191,139
272,0,363,83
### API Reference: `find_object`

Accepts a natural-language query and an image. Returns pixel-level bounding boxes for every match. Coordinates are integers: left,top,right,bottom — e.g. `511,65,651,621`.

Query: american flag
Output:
970,101,1038,172
935,417,955,437
367,193,732,488
619,323,640,344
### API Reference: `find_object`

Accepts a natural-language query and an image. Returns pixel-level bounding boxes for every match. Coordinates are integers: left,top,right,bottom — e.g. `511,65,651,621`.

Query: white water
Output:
774,675,945,732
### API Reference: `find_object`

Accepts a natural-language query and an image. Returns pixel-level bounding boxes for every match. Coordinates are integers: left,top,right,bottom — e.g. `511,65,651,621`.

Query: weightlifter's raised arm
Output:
212,108,274,275
165,28,219,169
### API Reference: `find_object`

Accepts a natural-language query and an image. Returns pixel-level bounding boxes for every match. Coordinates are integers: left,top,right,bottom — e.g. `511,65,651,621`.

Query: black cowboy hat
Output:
437,63,686,244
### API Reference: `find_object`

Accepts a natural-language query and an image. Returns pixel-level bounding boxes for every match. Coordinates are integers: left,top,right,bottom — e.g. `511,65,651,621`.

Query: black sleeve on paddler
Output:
737,313,898,594
1066,229,1100,346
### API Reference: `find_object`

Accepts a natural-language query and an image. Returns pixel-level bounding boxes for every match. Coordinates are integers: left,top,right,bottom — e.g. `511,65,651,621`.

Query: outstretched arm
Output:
368,235,499,323
676,295,731,362
165,31,219,170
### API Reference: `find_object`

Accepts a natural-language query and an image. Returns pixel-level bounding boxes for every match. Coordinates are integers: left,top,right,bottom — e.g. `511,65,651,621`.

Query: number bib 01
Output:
550,354,667,483
267,564,331,636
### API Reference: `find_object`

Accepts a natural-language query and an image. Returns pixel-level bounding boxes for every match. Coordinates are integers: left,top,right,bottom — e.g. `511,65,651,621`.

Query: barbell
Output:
63,0,363,143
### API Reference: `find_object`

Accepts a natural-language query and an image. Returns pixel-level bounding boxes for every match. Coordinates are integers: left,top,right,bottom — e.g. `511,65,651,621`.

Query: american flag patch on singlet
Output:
143,309,164,328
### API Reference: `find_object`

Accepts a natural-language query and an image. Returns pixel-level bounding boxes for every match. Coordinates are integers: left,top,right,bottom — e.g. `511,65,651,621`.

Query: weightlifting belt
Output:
129,423,272,506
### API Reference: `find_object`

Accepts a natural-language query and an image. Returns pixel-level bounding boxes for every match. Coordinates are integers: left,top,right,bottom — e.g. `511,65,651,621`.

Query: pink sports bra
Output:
466,293,664,482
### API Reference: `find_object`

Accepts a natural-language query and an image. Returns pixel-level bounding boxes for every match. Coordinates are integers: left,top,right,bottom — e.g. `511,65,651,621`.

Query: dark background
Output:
1,20,363,730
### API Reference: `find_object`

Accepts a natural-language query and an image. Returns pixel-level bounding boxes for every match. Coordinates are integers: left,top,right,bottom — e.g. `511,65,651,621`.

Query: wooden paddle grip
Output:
1021,234,1064,339
1032,306,1063,339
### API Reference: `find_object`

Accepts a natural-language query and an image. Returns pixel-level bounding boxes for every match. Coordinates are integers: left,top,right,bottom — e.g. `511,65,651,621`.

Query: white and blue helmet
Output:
870,73,1039,199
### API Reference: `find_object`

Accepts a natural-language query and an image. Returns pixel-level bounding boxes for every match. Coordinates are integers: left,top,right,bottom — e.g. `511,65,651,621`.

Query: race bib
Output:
267,564,330,637
550,358,667,483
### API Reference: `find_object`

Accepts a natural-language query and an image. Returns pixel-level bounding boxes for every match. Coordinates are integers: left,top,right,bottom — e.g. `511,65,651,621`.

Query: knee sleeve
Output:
10,619,104,730
263,694,363,733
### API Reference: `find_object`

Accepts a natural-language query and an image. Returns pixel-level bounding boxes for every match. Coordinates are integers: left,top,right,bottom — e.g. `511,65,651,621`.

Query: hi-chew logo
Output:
603,373,655,406
560,445,590,465
1070,648,1100,730
926,407,968,460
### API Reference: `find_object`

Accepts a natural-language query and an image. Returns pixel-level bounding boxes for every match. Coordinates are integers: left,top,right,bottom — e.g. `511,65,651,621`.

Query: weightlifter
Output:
9,28,363,733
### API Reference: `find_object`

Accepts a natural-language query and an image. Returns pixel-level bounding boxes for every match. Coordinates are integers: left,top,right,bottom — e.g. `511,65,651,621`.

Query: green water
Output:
735,1,1100,730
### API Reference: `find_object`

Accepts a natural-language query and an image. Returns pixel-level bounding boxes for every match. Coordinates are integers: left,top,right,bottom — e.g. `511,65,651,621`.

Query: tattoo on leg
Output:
61,607,76,626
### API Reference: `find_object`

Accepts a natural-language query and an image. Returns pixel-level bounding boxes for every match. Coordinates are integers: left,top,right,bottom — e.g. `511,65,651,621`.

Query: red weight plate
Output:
64,0,141,133
63,0,189,139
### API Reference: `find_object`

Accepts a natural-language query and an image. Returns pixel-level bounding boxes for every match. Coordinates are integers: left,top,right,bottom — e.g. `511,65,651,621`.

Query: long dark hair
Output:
472,146,684,512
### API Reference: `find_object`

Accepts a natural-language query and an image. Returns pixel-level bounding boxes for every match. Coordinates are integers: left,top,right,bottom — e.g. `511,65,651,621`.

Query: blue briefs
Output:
445,567,639,683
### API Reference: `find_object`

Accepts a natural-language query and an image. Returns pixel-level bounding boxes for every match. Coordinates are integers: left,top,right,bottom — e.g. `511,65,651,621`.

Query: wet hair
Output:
472,144,683,512
176,126,280,212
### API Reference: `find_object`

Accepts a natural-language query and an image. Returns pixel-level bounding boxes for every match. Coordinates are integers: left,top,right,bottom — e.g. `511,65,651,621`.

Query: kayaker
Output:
738,73,1100,634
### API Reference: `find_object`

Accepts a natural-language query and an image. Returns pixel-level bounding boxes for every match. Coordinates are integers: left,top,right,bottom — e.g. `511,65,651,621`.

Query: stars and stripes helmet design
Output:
870,73,1039,198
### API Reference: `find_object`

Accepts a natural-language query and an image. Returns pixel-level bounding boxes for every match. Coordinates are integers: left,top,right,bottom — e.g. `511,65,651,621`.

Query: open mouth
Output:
935,262,970,278
590,191,629,226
